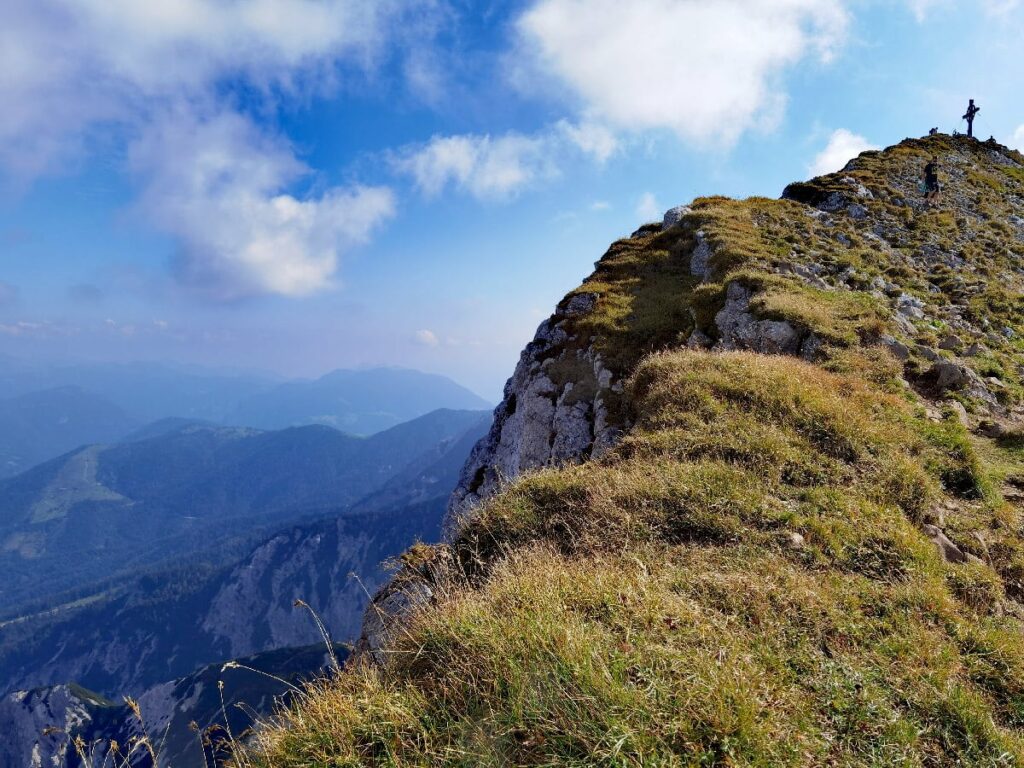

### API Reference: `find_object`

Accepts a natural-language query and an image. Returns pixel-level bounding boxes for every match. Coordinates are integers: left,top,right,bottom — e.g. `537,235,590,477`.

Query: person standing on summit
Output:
963,99,980,138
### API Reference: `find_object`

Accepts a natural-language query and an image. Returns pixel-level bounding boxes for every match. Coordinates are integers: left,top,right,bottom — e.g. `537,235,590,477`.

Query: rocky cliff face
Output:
446,298,624,535
0,683,152,768
0,645,339,768
0,503,443,699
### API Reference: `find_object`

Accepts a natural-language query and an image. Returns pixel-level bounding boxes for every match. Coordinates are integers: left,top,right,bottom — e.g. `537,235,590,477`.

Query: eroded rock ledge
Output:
444,295,623,538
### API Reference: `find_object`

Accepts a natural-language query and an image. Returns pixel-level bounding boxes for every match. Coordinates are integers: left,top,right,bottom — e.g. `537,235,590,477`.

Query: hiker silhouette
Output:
923,156,941,206
963,99,980,138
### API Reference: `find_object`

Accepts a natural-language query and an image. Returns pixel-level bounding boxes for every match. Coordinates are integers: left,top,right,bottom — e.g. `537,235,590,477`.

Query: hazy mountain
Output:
0,411,489,697
228,367,492,435
0,409,489,616
351,413,494,514
0,360,489,452
0,386,139,479
0,360,277,424
120,417,216,442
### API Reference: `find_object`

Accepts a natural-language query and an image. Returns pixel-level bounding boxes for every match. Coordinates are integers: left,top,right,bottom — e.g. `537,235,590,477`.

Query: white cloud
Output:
517,0,848,146
130,109,395,300
591,201,612,211
0,0,412,178
635,192,661,222
985,0,1022,13
394,119,621,201
0,320,76,338
556,120,619,163
0,0,427,299
908,0,1019,19
395,132,557,200
808,129,878,177
906,0,945,21
1013,125,1024,151
415,329,440,347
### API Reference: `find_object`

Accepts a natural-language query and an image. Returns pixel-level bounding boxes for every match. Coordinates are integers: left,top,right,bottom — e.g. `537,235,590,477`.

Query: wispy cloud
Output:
0,0,413,178
0,320,77,338
908,0,1020,20
394,131,557,200
808,129,878,177
556,120,619,163
516,0,848,146
414,329,440,347
1013,125,1024,151
130,108,394,300
0,0,427,300
393,119,618,201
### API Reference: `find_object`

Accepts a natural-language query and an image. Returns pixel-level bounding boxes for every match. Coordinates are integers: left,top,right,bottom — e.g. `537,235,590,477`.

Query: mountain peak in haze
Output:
229,366,491,435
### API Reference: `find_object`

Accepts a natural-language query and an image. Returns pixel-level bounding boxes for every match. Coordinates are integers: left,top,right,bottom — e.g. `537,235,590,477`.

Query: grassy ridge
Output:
237,136,1024,766
240,351,1024,766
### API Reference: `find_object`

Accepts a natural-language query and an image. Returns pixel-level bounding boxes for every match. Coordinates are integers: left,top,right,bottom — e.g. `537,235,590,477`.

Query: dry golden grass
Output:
234,135,1024,767
237,352,1024,767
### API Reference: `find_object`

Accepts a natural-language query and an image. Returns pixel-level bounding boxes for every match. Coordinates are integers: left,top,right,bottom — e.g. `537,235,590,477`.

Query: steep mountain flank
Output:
245,134,1024,765
0,413,489,698
0,505,429,698
0,409,487,616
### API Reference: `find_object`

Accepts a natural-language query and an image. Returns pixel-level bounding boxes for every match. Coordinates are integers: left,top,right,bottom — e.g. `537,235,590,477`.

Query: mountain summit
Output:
252,134,1024,764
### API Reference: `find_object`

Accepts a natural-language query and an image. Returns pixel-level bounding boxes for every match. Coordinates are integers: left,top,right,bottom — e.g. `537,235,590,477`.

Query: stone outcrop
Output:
710,282,804,356
0,685,136,768
444,306,624,537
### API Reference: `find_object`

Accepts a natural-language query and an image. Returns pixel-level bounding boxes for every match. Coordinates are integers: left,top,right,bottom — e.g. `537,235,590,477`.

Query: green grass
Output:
235,134,1024,767
238,353,1024,767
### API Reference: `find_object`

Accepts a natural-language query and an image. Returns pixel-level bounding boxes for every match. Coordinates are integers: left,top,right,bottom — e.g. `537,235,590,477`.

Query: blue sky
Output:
0,0,1022,400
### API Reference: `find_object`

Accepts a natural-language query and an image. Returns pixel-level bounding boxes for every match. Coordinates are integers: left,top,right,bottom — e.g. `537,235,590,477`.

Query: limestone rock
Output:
689,231,714,281
938,334,963,352
922,525,982,565
359,574,436,665
445,308,624,536
880,335,910,361
927,361,997,405
896,293,925,320
714,282,802,355
564,292,599,317
662,205,692,229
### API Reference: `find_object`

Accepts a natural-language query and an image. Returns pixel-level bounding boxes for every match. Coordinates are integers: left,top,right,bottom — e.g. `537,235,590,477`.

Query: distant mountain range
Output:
0,358,276,425
228,367,491,435
0,408,489,618
0,361,492,478
0,409,486,765
0,358,495,764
